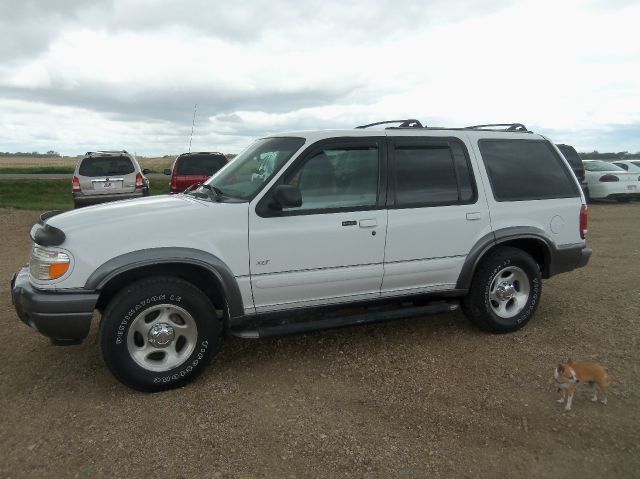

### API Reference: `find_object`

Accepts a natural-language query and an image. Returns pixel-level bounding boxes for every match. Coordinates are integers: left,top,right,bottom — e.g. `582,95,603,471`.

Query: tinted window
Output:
632,161,640,168
284,145,379,211
556,144,582,168
394,142,475,207
79,156,134,176
613,162,628,170
177,155,226,175
480,140,579,201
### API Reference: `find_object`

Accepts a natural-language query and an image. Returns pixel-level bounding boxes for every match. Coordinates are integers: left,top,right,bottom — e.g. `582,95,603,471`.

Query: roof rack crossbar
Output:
465,123,529,132
356,119,424,129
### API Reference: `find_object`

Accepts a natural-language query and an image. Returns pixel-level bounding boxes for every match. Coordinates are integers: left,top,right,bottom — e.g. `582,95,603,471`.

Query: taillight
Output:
72,176,80,192
135,172,144,188
599,174,619,182
580,204,588,240
170,175,177,193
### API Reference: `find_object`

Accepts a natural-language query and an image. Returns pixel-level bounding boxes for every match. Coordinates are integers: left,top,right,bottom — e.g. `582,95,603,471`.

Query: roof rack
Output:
356,119,424,129
465,123,530,132
85,150,129,157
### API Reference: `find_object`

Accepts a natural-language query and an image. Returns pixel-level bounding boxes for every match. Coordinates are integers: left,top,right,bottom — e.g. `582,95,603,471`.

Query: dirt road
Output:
1,204,638,478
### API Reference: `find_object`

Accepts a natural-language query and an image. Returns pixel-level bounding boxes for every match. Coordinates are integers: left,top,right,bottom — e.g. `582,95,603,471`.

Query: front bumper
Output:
11,266,99,345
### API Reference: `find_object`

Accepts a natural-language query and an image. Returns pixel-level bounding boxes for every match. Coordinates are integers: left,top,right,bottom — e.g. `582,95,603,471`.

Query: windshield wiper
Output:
200,184,226,202
183,183,226,202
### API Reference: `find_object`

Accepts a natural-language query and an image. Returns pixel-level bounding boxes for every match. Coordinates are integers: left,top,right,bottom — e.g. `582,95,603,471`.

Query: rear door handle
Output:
359,219,377,228
466,212,482,221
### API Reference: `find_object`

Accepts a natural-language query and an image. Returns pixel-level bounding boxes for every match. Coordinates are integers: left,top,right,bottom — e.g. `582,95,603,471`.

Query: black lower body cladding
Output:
11,266,99,344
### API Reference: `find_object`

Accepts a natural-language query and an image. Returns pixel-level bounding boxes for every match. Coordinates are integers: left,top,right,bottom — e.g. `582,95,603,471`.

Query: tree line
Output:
580,151,640,159
0,151,61,157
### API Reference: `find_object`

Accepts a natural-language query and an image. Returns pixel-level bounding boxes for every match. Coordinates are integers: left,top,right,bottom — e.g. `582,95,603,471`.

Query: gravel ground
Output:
1,204,638,478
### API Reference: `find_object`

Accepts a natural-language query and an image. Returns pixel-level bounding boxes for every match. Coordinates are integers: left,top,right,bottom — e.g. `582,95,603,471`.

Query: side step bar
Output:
231,301,460,339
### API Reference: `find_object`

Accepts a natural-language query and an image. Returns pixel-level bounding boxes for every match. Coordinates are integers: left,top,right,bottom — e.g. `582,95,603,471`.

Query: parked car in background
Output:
556,144,589,199
582,160,640,202
72,151,150,208
610,159,640,174
164,152,228,193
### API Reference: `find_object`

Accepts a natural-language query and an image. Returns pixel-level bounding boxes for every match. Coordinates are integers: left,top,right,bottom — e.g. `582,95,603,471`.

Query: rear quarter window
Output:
79,156,135,176
479,139,579,201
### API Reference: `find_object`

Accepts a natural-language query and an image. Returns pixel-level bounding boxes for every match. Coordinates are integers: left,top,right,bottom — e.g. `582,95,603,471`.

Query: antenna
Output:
188,103,197,153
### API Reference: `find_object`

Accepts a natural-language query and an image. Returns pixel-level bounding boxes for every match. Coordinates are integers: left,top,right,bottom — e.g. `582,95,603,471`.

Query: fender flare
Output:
456,227,554,290
85,247,244,319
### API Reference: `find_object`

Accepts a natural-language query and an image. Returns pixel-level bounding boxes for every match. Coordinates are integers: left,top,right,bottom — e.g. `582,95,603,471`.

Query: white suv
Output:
11,120,591,391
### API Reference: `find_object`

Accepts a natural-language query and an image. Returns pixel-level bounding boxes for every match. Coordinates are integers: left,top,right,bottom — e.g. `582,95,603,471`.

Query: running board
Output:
230,301,460,339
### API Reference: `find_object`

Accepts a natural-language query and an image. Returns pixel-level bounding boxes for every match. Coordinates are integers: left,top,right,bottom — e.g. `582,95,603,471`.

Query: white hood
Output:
43,194,250,289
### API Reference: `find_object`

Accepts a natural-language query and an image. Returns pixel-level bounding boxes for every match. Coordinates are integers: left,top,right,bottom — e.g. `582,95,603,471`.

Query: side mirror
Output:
163,168,171,176
272,185,302,209
142,168,151,175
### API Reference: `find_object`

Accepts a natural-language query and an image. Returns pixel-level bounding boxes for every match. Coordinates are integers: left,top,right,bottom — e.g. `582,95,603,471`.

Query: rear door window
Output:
479,140,579,201
392,139,476,207
79,156,134,176
177,155,226,175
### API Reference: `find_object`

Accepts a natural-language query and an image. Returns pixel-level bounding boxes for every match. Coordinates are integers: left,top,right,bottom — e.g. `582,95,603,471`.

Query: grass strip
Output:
0,179,169,211
0,167,74,174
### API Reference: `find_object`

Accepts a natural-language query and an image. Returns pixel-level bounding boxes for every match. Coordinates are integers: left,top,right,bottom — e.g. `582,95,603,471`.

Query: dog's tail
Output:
607,372,622,385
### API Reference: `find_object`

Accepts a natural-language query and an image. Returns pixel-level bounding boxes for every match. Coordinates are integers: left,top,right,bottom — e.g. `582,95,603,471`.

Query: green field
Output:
0,179,168,211
0,167,75,174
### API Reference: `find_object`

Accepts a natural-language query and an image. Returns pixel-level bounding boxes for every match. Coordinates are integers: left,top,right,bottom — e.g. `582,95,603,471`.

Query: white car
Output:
12,120,591,391
582,160,640,202
611,159,640,174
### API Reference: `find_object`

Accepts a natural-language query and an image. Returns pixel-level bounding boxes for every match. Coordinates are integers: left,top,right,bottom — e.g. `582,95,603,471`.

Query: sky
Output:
1,0,639,156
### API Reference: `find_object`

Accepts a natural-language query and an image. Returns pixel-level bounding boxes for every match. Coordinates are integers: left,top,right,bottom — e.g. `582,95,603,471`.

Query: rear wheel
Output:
462,247,541,333
100,276,219,392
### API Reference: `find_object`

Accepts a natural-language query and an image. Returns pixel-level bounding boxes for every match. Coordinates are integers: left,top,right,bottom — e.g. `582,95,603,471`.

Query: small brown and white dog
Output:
553,359,620,411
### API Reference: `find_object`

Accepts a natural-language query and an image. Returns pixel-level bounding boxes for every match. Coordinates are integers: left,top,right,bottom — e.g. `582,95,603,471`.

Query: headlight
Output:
30,246,71,280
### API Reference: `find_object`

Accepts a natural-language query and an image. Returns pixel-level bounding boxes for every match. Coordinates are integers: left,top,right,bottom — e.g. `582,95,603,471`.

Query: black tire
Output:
100,276,219,392
462,247,541,334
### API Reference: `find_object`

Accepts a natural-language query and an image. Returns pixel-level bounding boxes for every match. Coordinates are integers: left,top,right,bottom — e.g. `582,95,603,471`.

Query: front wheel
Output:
100,276,219,392
462,247,541,333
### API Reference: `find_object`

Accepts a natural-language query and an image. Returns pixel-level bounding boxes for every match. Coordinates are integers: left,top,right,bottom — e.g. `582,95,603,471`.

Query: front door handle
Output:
359,219,377,228
466,212,482,221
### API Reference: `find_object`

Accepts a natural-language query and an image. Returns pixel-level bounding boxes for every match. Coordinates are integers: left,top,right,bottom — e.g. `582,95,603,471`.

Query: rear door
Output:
78,156,136,194
382,134,492,295
249,138,388,312
176,155,227,192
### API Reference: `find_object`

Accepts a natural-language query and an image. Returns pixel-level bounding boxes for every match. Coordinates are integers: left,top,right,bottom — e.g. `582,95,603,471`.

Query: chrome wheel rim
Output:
126,304,198,372
489,266,530,319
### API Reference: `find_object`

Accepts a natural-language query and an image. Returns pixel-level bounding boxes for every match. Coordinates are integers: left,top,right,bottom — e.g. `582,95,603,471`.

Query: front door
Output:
249,138,387,313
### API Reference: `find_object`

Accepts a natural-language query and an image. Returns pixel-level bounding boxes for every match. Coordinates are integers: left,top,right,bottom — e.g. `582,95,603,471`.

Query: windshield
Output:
583,160,625,172
204,137,305,199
